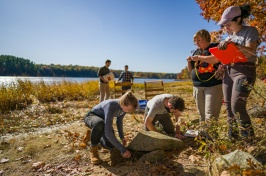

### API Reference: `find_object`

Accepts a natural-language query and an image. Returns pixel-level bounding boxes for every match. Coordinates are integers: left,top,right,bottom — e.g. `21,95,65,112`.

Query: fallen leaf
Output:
145,161,150,165
219,144,227,151
79,142,87,147
74,154,81,161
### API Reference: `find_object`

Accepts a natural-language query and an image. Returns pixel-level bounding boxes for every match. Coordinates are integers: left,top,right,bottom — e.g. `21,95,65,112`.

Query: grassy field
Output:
0,80,265,176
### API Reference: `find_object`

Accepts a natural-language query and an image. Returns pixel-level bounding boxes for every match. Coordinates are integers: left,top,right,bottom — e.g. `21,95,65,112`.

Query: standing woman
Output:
217,5,259,141
84,91,138,164
187,29,223,124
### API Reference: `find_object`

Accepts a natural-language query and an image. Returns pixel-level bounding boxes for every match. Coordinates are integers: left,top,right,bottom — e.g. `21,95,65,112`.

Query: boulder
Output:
137,150,166,164
247,106,266,118
128,131,183,152
212,150,263,176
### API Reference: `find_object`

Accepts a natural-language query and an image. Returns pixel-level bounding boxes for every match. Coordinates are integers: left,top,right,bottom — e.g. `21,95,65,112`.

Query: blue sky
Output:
0,0,221,73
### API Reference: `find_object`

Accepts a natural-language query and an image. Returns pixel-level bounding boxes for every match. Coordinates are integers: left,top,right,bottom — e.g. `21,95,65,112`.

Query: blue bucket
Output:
138,99,148,110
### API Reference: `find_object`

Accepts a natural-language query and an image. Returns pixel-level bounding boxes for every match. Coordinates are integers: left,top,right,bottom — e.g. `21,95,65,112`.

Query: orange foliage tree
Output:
195,0,266,56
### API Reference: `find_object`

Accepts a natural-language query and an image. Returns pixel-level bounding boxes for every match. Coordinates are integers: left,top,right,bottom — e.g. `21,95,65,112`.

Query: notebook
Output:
209,43,247,64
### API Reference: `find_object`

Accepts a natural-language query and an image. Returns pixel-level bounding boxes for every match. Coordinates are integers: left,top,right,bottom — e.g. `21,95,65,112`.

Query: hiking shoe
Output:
89,146,102,165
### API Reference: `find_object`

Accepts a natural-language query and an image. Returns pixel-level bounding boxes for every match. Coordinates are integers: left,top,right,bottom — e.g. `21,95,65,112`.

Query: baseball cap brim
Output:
217,18,233,25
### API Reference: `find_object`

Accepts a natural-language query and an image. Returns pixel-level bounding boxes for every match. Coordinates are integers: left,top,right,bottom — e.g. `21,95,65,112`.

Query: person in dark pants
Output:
84,91,138,164
143,94,185,139
217,5,259,142
190,5,259,143
117,65,134,92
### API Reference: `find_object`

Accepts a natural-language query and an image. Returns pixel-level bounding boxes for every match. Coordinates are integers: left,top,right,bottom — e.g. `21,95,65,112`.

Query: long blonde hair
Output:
119,91,138,111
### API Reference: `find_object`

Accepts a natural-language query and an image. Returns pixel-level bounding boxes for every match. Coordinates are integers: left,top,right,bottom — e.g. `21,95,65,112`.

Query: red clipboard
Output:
209,43,248,64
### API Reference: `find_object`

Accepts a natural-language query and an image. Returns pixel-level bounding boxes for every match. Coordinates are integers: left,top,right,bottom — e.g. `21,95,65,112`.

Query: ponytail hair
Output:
232,4,251,24
119,91,138,111
240,4,251,18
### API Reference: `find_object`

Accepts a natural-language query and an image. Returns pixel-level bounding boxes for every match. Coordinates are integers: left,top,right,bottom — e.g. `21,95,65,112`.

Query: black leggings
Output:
223,63,256,137
84,112,114,148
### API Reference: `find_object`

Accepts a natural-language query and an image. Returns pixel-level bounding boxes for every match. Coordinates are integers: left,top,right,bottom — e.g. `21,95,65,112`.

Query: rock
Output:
212,150,263,176
32,161,45,170
137,150,166,164
128,131,183,152
249,144,266,165
247,106,266,118
109,148,125,166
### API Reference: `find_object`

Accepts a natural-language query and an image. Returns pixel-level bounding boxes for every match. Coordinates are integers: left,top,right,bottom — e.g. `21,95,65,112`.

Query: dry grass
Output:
0,79,265,176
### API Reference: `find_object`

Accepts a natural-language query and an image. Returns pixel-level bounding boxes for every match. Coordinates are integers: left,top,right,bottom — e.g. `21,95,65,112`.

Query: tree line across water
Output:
0,55,178,79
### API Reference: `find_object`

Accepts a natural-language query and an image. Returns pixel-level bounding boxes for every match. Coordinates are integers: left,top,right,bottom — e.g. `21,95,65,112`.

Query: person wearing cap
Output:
143,94,185,139
190,5,259,143
98,59,111,102
117,65,134,92
217,5,259,143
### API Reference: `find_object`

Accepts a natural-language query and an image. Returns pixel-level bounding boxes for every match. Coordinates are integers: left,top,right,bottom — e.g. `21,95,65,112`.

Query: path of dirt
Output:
1,114,208,176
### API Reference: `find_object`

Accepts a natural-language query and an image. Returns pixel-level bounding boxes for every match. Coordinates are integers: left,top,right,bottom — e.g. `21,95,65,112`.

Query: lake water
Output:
0,76,178,86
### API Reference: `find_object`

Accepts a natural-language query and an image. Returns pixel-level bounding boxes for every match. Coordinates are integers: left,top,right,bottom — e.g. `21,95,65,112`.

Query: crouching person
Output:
84,91,138,164
144,94,185,139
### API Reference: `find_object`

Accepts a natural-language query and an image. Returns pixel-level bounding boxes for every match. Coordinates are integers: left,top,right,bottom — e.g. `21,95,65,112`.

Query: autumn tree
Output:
194,0,266,78
195,0,266,56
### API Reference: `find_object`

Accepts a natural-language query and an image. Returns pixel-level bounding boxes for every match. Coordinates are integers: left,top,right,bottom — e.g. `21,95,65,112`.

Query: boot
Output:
240,123,255,143
89,146,102,164
82,129,91,143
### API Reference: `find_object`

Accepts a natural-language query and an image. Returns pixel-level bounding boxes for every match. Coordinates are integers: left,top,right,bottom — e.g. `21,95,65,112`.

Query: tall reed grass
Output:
0,80,100,114
0,80,193,114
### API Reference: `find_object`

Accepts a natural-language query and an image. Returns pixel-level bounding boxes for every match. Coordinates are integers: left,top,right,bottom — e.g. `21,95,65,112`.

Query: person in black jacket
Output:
186,29,223,125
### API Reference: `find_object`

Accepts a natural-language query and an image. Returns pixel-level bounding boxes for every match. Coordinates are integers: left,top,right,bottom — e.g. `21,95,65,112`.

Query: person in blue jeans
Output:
84,91,138,164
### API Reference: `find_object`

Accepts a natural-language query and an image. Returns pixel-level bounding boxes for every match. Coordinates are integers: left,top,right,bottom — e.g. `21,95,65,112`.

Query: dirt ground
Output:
0,97,213,176
1,84,265,176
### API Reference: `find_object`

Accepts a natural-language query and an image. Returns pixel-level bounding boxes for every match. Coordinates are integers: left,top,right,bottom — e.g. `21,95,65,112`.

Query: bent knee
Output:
94,121,105,131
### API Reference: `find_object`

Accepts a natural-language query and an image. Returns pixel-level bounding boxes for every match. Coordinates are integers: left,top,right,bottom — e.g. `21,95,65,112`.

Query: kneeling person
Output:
144,94,185,139
84,91,138,164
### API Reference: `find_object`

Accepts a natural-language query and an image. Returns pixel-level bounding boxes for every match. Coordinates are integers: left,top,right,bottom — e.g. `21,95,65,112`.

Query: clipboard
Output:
209,43,248,64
